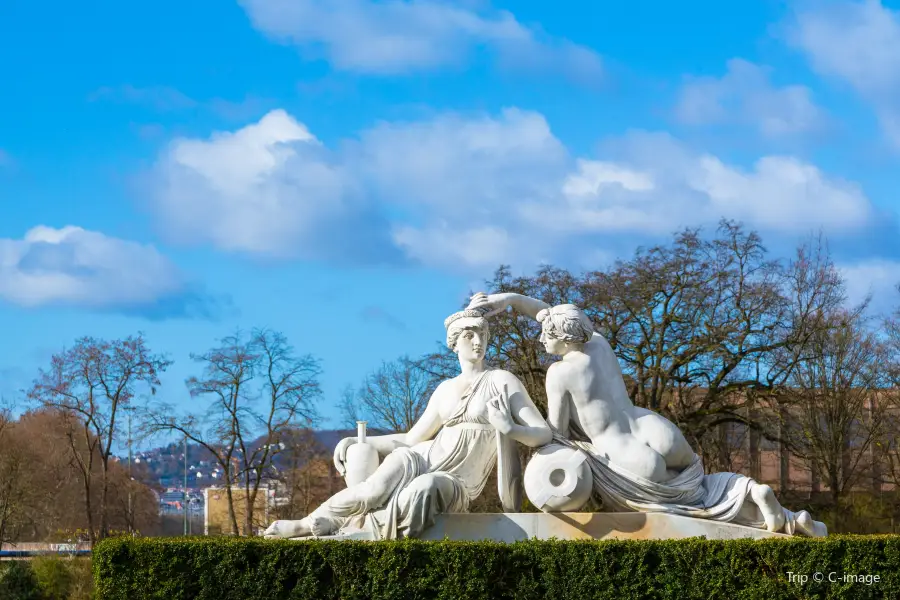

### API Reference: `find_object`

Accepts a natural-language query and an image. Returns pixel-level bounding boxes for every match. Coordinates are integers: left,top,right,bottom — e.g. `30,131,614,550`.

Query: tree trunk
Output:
748,408,760,481
778,405,789,493
830,476,841,532
245,484,254,536
717,422,729,472
224,482,239,536
82,473,96,546
98,457,110,540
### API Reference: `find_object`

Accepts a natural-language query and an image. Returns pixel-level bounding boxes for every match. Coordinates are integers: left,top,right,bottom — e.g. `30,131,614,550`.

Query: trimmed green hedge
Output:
93,535,900,600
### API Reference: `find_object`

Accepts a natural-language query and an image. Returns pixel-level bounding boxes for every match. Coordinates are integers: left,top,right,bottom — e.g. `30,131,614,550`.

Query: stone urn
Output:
344,421,380,487
523,444,593,512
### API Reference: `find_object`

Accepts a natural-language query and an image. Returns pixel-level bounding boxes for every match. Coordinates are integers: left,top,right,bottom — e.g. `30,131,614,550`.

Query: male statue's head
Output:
537,304,594,356
444,308,491,363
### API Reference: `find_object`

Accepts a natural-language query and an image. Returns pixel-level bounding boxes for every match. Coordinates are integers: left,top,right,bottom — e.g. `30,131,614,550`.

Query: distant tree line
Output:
2,219,900,542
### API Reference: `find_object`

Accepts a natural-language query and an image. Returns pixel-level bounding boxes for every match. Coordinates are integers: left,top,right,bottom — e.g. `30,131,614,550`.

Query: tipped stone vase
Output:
344,421,380,487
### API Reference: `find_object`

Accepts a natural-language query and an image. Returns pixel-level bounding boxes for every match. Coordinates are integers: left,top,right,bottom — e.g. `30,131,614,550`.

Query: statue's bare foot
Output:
795,511,828,537
264,519,312,539
749,483,786,532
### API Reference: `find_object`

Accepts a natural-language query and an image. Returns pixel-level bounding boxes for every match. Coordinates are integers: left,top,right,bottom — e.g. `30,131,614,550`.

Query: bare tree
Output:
271,428,340,519
144,329,321,536
464,223,844,473
338,384,360,429
579,222,844,464
871,293,900,500
0,402,32,546
27,335,170,544
778,305,893,529
6,408,90,542
346,357,434,433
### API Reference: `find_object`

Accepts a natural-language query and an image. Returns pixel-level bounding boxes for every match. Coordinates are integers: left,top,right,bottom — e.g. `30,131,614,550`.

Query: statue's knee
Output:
754,483,775,499
751,483,782,512
407,474,440,493
357,484,389,507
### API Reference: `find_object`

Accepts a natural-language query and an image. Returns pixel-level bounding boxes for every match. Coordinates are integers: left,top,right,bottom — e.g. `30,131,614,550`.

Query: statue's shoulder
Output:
433,377,457,392
545,361,574,389
488,368,524,388
547,360,573,376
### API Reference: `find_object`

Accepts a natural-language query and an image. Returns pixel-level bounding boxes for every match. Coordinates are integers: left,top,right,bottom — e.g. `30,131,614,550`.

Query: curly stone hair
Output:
536,304,593,344
444,307,491,351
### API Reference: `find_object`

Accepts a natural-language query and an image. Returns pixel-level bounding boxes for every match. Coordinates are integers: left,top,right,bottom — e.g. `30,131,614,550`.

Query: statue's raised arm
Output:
467,292,549,321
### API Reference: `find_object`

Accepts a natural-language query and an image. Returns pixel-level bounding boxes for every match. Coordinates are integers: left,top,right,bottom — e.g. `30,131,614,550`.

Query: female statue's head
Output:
536,304,593,355
444,308,490,362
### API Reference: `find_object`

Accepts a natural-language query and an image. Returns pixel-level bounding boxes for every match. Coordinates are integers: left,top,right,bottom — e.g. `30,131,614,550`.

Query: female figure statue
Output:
264,308,552,539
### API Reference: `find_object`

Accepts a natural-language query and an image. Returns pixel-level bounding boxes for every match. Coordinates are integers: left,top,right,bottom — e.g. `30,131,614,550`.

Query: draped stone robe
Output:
551,423,803,534
554,430,761,524
313,369,523,540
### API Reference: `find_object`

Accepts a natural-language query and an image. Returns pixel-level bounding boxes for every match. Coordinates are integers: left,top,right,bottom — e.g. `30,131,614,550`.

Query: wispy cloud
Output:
238,0,602,82
839,258,900,314
359,305,406,330
787,0,900,148
89,85,273,122
0,366,28,402
89,85,198,111
0,149,15,170
675,58,826,137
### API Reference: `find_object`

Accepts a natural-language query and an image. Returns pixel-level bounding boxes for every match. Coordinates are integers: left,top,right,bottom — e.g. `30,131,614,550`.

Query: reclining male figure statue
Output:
264,308,552,539
468,292,826,537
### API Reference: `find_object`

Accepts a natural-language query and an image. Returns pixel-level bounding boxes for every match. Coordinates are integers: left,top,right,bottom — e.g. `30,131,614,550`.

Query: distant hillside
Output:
130,429,388,489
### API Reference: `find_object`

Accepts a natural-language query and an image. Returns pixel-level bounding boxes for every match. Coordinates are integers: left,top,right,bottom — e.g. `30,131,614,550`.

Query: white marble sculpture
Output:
467,292,827,537
263,308,552,540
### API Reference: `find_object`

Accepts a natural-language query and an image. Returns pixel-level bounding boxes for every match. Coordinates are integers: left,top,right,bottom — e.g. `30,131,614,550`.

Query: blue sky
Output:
3,0,900,431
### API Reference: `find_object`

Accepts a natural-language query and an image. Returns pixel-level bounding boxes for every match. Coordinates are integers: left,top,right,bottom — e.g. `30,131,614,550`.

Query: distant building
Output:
203,486,274,536
158,488,205,516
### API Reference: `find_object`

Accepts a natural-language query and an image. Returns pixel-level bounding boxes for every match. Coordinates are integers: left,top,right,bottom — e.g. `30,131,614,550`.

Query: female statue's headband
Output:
444,307,488,330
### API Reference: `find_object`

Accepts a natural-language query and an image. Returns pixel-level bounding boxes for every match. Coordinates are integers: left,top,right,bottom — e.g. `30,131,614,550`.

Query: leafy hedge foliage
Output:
0,560,44,600
0,557,93,600
92,535,900,600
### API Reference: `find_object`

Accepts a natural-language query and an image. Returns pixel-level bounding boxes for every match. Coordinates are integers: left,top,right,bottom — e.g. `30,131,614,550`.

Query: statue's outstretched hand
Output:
486,383,514,435
467,292,508,317
333,436,357,476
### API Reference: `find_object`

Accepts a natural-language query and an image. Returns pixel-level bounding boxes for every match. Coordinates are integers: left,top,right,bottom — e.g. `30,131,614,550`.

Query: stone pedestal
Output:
314,512,788,541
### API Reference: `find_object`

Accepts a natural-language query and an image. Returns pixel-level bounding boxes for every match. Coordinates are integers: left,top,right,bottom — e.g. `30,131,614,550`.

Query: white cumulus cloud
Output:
392,223,516,269
238,0,602,80
356,108,568,211
148,108,877,271
0,226,186,310
153,109,379,259
518,132,872,237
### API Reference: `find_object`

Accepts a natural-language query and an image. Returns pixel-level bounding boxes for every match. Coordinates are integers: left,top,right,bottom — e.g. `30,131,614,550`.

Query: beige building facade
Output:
203,486,274,536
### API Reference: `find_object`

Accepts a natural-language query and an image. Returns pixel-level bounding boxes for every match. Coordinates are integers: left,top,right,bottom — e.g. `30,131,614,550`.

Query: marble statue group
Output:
264,293,827,541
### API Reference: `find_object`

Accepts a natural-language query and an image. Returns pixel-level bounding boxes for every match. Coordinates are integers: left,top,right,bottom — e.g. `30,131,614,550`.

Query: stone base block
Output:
315,512,787,542
418,512,787,541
